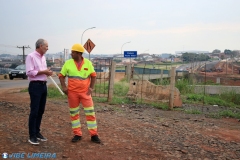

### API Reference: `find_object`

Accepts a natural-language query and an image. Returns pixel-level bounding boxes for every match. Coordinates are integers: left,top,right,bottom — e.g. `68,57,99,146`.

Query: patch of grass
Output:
47,86,67,98
207,110,240,119
174,108,184,111
151,102,169,110
184,94,204,103
175,78,195,94
219,110,240,119
184,109,201,114
197,80,219,85
94,81,129,97
183,94,235,107
203,96,233,107
219,91,240,106
95,83,109,94
109,96,131,105
113,82,129,96
93,97,108,103
20,88,28,92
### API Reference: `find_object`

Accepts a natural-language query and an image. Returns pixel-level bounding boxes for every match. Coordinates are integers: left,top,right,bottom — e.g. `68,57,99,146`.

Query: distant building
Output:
175,50,210,55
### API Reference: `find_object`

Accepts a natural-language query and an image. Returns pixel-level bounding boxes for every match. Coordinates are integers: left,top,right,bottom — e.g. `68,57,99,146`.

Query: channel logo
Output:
2,152,8,159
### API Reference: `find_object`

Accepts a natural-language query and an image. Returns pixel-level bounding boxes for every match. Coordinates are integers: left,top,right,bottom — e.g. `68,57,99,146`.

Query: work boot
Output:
36,133,47,141
91,135,101,144
71,135,82,142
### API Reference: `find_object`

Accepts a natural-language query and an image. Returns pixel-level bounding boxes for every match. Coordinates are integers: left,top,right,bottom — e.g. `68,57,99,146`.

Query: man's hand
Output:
62,86,68,95
44,69,53,76
37,69,53,76
87,87,93,95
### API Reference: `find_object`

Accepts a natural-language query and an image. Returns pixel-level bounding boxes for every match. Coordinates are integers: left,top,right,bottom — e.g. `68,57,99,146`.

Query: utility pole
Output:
17,45,30,64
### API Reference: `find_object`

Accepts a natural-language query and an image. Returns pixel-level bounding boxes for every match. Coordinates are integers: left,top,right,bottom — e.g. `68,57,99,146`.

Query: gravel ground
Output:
0,88,240,160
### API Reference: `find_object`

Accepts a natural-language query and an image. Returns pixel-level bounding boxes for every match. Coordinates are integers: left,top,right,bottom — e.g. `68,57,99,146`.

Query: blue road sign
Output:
124,51,137,58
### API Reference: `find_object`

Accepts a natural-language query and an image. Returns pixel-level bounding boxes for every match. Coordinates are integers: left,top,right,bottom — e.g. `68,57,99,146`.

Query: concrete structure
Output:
194,85,240,94
127,80,182,107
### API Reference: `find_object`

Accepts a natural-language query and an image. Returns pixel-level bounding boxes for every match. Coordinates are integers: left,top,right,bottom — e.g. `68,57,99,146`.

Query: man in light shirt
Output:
25,39,53,145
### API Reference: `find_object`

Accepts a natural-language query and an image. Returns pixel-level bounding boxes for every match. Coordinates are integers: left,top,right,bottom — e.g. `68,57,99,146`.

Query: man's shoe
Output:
28,137,39,145
91,135,101,144
36,133,47,141
71,135,82,142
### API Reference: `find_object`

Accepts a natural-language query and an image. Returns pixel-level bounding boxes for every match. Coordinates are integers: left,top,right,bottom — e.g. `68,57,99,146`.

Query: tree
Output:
224,49,232,55
231,50,240,57
212,49,221,53
181,53,210,62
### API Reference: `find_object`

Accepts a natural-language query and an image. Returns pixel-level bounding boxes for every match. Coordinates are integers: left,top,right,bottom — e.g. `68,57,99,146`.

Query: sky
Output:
0,0,240,55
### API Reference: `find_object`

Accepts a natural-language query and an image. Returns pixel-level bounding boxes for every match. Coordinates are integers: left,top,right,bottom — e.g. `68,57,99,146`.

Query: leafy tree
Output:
224,49,232,55
182,53,210,62
232,50,240,57
212,49,221,53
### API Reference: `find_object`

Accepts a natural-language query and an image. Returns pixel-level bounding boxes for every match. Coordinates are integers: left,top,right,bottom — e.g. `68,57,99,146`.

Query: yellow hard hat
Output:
71,43,85,53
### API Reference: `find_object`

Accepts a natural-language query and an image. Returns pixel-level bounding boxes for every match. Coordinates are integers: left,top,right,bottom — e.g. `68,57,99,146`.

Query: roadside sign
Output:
124,51,137,58
83,39,95,53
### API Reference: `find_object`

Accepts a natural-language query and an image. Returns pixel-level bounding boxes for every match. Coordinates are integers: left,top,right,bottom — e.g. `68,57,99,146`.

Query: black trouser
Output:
28,81,47,138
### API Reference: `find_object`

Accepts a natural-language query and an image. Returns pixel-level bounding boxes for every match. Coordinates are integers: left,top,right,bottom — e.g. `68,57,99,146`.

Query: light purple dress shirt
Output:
25,51,47,81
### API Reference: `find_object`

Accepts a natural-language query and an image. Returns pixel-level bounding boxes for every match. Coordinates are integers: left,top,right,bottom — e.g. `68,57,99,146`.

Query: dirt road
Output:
0,88,240,160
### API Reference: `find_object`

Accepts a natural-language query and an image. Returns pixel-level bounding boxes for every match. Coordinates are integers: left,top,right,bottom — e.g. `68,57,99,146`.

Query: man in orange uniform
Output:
58,43,101,143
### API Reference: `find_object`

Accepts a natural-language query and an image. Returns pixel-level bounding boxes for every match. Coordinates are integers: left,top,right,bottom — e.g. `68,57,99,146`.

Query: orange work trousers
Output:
68,91,98,137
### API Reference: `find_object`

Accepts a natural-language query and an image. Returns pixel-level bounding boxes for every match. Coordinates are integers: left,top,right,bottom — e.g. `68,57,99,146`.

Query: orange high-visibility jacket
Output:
59,58,96,93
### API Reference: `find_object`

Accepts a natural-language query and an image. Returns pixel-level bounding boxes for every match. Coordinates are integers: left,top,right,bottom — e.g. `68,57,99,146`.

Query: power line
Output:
0,44,17,48
0,50,19,54
17,45,31,64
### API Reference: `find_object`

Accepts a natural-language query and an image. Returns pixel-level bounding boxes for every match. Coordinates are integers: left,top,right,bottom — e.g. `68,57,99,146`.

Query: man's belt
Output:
30,81,47,84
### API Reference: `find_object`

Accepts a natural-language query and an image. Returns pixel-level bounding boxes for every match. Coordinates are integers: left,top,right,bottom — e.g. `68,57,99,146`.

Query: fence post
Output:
126,64,131,82
160,69,163,85
108,61,116,102
169,67,176,110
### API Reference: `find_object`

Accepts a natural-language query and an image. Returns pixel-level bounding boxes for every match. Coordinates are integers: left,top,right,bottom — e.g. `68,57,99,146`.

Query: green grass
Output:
219,110,240,119
175,78,195,94
94,81,129,97
184,109,201,114
109,96,131,105
207,110,240,119
92,97,108,103
151,102,169,110
114,82,129,96
20,88,28,92
47,86,67,98
183,92,239,108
